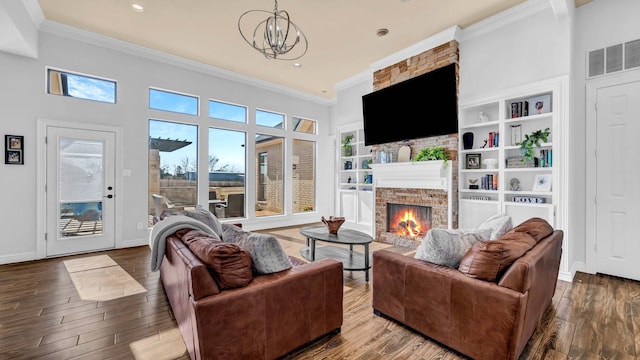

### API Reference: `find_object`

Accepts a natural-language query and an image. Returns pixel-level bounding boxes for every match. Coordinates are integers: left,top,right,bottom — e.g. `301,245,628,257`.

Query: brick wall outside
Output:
372,40,460,245
293,139,315,212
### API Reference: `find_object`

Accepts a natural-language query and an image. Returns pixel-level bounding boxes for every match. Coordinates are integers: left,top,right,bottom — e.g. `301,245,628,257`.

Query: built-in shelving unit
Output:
458,78,564,228
336,123,374,234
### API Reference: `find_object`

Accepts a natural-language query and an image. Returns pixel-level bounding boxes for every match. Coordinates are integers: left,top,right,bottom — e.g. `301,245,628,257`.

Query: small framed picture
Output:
532,174,552,192
466,153,481,169
5,135,24,165
528,94,552,115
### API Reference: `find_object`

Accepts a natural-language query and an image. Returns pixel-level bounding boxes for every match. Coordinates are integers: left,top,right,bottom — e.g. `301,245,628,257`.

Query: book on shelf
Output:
488,132,499,148
510,101,529,118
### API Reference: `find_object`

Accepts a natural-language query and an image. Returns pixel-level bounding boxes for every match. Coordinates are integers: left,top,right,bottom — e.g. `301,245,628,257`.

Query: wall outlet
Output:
137,222,145,230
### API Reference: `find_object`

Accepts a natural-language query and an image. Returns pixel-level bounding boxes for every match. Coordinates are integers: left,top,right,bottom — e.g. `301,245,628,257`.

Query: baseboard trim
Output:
557,270,573,282
570,261,587,276
122,238,148,248
0,252,38,265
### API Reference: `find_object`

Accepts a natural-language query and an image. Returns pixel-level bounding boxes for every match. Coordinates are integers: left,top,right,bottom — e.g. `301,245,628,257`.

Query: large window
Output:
256,109,284,129
47,68,116,103
148,120,198,224
208,128,246,219
209,100,247,123
292,139,315,213
255,134,284,216
149,88,198,115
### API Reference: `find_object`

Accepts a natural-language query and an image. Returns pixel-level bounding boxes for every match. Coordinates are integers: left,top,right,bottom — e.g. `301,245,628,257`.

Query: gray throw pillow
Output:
184,205,223,238
478,213,513,240
222,225,292,274
414,228,492,268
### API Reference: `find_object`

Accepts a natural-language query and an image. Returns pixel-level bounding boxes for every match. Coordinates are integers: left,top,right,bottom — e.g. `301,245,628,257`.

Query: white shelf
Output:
504,167,553,172
459,147,500,154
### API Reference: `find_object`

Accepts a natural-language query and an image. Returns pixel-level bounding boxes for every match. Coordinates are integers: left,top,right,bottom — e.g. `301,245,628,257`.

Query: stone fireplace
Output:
371,161,456,248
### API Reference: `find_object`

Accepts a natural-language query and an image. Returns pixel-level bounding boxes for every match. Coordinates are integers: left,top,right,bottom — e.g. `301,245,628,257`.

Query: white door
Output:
46,126,116,257
595,81,640,281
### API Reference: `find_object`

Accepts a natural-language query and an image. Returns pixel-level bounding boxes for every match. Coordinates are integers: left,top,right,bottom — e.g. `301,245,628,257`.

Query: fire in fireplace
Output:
387,203,432,238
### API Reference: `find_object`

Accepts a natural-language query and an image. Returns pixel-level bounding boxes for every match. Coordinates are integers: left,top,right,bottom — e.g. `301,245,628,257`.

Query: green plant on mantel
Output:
518,128,550,161
412,146,449,165
342,134,354,156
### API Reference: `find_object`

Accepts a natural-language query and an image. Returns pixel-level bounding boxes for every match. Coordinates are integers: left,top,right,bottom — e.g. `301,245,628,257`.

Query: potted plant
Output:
342,134,354,156
518,127,550,161
412,146,449,165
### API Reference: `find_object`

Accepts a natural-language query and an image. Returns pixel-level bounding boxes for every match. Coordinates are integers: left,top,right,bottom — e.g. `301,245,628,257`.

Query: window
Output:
292,117,316,134
208,128,246,219
292,139,315,213
255,134,284,216
209,100,247,123
256,109,284,129
148,120,198,224
149,88,198,115
47,68,116,103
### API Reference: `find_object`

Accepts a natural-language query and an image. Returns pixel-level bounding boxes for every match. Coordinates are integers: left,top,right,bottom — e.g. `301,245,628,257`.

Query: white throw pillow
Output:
414,228,492,268
478,213,513,240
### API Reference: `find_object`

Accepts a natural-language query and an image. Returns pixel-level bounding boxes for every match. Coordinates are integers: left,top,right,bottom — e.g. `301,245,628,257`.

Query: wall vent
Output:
587,38,640,78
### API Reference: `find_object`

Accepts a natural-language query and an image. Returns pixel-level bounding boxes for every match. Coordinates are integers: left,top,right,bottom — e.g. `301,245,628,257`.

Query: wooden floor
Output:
0,226,638,360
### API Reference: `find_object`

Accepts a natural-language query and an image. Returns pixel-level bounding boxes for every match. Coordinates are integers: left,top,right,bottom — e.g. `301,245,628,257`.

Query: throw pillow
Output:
478,213,513,240
414,228,492,268
221,223,250,243
187,235,253,290
184,205,223,238
223,229,292,274
458,231,537,281
508,217,553,242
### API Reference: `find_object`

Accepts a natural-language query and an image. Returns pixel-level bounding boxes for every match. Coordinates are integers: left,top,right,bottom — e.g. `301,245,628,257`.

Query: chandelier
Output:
238,0,308,60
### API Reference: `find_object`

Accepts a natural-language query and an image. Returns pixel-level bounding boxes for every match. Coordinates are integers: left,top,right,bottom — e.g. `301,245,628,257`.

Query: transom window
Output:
293,117,317,134
256,109,285,129
149,88,198,116
47,68,116,104
209,100,247,123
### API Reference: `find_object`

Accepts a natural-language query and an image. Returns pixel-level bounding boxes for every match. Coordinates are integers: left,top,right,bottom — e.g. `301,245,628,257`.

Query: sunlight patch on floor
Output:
129,327,187,360
63,255,147,301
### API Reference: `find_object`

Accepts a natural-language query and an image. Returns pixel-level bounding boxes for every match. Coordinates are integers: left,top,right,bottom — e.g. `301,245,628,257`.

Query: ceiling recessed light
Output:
376,28,389,37
321,90,327,94
131,2,145,12
293,63,302,68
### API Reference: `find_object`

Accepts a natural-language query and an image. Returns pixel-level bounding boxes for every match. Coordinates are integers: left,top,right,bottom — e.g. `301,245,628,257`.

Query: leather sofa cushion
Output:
508,217,553,242
458,231,537,281
184,231,253,290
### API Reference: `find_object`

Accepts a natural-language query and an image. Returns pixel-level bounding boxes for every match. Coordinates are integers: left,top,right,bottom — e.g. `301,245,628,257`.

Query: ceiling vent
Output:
588,38,640,78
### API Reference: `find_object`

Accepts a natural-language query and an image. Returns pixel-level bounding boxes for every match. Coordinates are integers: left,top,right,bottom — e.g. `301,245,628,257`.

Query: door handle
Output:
104,194,114,199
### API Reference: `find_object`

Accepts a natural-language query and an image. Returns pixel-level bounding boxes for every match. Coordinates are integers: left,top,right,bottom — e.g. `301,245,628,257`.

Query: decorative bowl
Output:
321,216,345,234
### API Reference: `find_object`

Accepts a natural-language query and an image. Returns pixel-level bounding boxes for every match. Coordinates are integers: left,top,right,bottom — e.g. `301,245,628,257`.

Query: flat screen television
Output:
362,63,458,146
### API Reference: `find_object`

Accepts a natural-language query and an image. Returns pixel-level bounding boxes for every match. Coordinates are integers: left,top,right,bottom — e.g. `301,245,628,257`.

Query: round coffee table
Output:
299,226,373,282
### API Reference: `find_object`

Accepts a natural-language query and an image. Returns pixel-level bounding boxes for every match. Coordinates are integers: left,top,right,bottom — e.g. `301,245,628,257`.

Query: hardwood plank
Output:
601,317,636,357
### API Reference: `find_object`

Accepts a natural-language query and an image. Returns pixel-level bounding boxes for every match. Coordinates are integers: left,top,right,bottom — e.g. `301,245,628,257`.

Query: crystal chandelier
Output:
238,0,308,60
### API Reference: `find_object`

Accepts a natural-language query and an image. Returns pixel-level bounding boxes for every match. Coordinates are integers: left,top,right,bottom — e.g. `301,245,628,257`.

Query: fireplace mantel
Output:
369,160,452,190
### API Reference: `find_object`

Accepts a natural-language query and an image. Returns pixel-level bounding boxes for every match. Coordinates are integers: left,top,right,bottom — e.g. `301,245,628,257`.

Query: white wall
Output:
0,29,332,264
571,0,640,270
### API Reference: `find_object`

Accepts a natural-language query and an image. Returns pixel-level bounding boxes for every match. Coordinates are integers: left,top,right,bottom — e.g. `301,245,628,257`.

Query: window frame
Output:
148,86,200,116
46,67,117,104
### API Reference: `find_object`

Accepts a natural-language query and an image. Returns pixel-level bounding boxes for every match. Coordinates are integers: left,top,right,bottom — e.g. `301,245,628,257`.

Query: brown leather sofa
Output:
372,218,563,360
160,235,344,359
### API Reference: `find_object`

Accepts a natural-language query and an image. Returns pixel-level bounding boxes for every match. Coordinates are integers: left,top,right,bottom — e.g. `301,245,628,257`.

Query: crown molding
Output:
458,0,551,42
38,20,335,106
370,25,462,73
335,71,372,92
22,0,44,27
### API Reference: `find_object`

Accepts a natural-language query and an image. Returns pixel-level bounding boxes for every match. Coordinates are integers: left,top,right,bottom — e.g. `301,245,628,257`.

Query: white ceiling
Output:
36,0,590,99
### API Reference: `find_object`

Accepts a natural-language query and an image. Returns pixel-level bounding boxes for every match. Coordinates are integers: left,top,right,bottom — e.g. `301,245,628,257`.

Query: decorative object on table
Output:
413,146,449,165
518,127,550,161
5,135,24,165
365,173,373,184
510,124,522,146
468,178,479,190
379,150,387,163
238,0,309,60
344,160,352,170
341,134,353,156
509,178,521,191
465,153,481,169
482,158,497,169
528,94,552,114
532,174,552,192
321,216,345,234
478,111,489,123
398,145,411,162
462,132,474,150
362,159,371,169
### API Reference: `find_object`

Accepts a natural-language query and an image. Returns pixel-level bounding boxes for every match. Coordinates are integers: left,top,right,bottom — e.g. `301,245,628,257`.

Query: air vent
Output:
587,38,640,78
